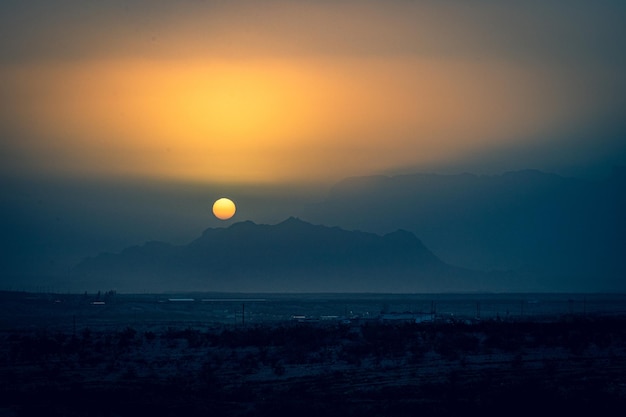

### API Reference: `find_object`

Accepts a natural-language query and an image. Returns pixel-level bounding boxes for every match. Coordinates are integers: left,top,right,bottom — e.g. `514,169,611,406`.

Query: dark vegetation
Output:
2,313,626,416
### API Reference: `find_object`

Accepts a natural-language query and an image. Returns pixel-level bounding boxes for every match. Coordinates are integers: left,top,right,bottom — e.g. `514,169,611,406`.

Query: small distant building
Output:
290,315,319,323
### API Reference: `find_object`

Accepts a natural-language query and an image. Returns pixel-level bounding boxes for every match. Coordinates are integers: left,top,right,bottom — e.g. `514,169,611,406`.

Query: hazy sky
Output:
1,1,625,288
2,0,625,185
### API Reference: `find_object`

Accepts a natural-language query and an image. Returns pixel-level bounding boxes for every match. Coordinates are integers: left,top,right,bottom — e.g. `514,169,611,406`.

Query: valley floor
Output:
1,292,626,416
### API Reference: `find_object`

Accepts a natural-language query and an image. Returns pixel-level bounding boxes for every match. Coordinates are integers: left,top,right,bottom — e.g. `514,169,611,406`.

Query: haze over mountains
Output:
74,217,509,293
303,169,626,292
3,169,624,293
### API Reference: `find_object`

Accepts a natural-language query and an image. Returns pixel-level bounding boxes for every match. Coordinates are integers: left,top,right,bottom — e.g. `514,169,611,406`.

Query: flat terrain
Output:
1,292,626,416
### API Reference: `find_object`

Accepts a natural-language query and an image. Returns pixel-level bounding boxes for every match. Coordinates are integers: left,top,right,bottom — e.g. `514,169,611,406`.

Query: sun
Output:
212,198,236,220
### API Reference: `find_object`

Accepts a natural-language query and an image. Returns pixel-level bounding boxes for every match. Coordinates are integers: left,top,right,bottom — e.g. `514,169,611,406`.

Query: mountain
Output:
301,169,626,291
72,217,514,293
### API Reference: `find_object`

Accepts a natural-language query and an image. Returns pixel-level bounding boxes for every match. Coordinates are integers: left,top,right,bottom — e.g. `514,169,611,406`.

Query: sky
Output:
1,1,625,289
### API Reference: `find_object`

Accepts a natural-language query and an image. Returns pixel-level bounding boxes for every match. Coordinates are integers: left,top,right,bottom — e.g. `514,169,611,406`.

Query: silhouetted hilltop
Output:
73,218,508,293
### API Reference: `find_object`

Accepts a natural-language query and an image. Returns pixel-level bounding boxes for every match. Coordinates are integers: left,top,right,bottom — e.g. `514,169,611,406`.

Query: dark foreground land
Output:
1,292,626,416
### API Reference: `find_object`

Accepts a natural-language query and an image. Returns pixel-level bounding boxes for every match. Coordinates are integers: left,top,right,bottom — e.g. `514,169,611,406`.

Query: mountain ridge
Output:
73,217,514,293
302,169,625,291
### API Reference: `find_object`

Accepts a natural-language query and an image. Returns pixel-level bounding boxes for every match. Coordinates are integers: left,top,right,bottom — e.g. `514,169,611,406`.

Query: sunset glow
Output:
2,1,623,185
1,57,602,184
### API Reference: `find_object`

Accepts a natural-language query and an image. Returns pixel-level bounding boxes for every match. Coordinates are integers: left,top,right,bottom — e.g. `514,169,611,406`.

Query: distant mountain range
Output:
72,217,517,293
71,168,625,293
301,168,626,291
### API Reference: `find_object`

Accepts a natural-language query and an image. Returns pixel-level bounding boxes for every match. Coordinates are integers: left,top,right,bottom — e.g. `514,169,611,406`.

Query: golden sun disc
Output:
212,197,236,220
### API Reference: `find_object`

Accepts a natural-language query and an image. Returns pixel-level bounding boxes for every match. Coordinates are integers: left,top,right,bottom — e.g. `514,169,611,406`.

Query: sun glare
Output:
2,54,579,185
181,73,284,141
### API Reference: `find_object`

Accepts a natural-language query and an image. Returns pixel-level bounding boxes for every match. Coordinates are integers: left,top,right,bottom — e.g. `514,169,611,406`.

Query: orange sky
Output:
1,1,625,185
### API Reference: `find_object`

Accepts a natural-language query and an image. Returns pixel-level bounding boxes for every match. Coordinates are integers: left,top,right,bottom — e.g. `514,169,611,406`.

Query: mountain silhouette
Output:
302,169,626,291
72,217,512,293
